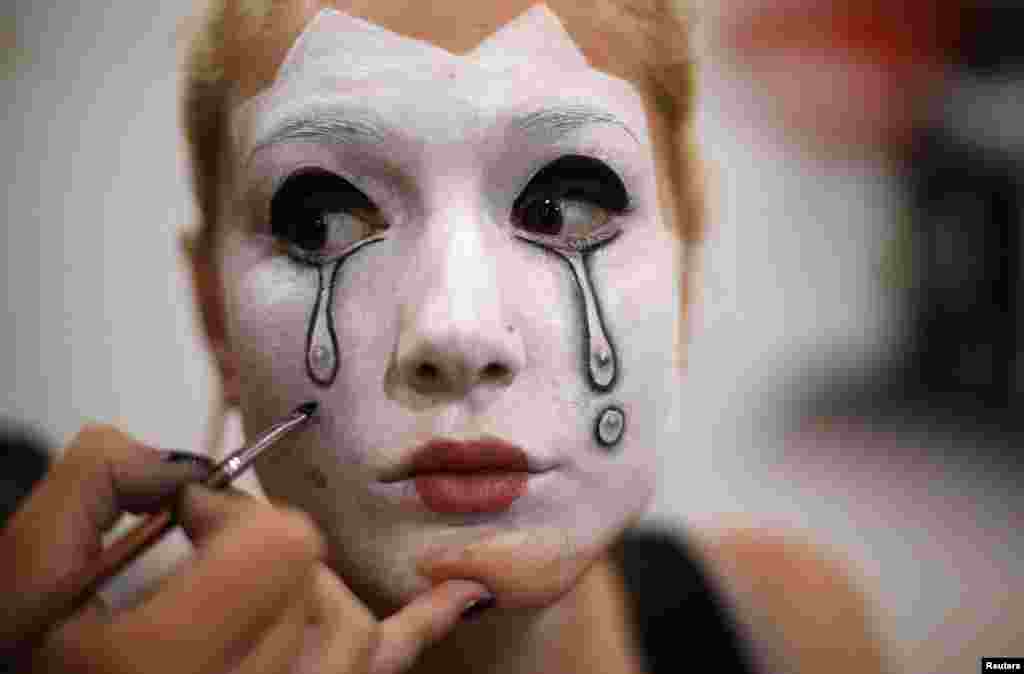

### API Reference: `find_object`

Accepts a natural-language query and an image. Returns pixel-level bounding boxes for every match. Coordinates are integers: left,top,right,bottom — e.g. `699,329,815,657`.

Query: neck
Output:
410,555,644,674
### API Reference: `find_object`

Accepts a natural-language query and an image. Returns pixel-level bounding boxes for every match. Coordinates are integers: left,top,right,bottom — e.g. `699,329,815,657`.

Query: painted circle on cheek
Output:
595,405,625,449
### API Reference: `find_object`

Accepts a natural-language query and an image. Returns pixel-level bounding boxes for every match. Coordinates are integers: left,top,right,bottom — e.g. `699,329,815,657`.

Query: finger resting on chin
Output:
369,580,490,674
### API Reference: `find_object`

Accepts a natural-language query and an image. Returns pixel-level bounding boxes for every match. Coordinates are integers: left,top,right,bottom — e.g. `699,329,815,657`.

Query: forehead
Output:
225,0,649,100
231,3,652,158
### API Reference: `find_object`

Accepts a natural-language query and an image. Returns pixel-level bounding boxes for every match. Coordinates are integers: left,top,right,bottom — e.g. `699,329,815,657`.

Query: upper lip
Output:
380,437,546,483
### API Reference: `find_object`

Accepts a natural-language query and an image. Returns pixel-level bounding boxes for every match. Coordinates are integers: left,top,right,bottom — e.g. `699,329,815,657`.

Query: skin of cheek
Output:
220,231,323,422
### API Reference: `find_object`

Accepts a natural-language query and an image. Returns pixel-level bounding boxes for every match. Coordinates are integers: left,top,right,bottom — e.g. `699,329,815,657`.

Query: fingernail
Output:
161,450,215,470
460,595,495,621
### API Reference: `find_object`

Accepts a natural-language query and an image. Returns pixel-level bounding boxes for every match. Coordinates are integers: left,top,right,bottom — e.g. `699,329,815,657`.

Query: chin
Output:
421,491,652,609
318,503,641,614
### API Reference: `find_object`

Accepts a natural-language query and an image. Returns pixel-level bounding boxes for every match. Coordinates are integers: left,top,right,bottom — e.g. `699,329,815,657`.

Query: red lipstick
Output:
406,438,530,514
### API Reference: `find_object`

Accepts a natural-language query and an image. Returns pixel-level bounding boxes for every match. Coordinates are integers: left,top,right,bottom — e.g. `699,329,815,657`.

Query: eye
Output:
512,155,629,251
270,168,387,264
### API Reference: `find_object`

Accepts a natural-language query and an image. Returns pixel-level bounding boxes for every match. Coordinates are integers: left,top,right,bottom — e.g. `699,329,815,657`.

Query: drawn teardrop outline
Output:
514,230,619,393
305,235,387,387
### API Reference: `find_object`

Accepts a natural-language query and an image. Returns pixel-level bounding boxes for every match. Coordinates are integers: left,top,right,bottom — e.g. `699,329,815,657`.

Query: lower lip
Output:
414,472,529,514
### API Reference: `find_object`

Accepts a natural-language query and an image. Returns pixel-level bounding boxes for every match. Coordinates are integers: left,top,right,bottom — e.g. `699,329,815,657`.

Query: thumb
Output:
369,580,492,674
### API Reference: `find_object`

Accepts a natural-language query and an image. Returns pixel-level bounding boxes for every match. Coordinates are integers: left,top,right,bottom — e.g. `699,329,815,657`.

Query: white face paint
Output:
219,4,682,610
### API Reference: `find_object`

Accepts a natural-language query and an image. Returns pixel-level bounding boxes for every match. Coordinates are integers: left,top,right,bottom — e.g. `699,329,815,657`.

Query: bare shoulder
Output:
691,527,891,674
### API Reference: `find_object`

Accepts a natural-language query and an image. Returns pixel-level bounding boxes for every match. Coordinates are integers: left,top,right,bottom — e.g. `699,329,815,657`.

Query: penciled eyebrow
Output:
253,112,390,153
251,104,638,154
511,106,640,145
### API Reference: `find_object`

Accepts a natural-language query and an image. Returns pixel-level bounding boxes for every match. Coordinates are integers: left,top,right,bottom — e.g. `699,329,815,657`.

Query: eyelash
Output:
267,154,631,263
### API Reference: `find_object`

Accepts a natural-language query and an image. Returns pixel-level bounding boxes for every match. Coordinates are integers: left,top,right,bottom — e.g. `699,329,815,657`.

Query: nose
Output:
390,216,525,405
396,307,523,399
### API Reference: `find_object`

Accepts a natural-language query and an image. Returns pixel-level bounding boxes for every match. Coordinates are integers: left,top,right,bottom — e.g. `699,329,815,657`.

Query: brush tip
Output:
295,401,319,418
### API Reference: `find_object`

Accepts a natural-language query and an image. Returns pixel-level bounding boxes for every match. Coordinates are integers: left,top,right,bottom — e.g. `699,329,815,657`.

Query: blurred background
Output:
1,1,1021,672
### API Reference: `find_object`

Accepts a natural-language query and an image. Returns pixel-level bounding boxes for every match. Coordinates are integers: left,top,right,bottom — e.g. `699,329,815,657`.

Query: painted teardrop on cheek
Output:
306,261,341,386
564,252,617,392
304,236,387,388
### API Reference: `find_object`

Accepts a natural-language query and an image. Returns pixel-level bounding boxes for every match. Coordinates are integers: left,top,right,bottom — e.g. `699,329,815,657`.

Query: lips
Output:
385,438,534,514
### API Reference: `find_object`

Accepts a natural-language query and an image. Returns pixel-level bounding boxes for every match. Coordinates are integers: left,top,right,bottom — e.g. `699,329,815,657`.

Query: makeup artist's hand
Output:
0,424,489,674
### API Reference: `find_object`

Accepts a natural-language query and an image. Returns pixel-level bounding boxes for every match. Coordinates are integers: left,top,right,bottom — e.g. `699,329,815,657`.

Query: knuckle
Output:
65,423,136,463
76,422,118,438
71,423,122,447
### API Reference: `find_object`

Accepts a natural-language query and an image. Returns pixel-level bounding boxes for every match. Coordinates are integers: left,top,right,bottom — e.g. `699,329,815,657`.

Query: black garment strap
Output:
612,528,759,674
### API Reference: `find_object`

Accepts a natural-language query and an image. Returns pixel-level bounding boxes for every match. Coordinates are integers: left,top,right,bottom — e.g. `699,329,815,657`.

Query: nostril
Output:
415,362,441,384
481,362,510,382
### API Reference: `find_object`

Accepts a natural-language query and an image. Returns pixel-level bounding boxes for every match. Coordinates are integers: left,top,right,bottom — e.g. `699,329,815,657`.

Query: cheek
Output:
221,237,405,468
602,224,681,413
221,242,321,419
583,223,680,499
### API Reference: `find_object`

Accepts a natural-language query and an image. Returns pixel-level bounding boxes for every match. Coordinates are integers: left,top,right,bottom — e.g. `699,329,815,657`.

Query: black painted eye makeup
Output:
511,154,629,252
270,167,388,264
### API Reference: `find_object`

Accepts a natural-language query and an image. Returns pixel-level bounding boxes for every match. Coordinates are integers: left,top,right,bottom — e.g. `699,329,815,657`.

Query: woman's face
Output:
214,1,683,611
